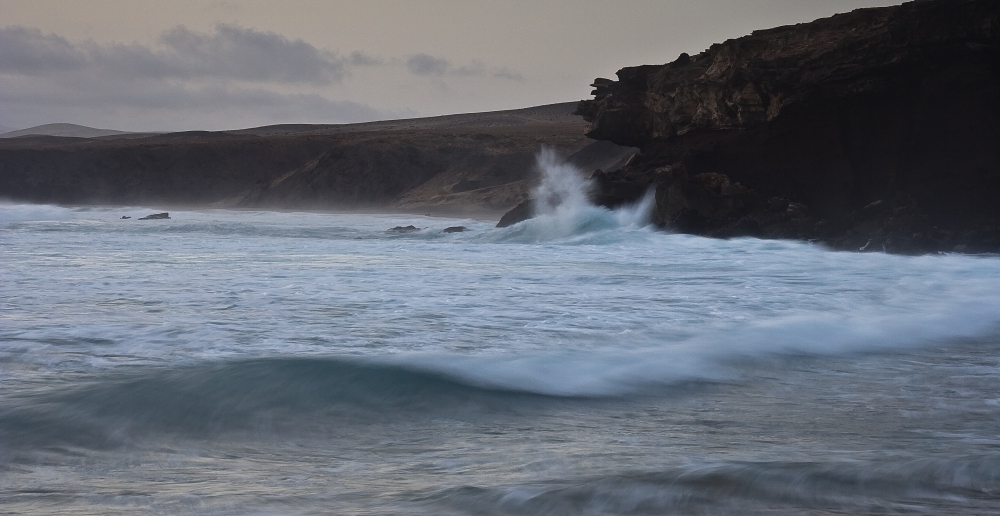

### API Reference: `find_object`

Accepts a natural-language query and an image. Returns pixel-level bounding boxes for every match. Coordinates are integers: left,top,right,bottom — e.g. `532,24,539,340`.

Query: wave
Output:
5,290,1000,448
0,357,560,448
429,456,1000,515
484,148,656,244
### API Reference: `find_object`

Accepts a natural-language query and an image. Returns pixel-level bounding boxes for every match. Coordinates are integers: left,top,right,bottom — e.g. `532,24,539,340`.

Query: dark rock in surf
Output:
120,216,130,219
442,226,467,233
496,199,534,228
387,225,421,233
138,212,169,220
575,0,1000,254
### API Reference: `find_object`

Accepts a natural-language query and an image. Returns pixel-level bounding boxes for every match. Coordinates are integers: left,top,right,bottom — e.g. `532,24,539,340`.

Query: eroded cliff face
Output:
577,0,1000,253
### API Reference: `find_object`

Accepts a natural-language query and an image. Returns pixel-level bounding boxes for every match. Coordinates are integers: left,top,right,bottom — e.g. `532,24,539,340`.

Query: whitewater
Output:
3,154,1000,514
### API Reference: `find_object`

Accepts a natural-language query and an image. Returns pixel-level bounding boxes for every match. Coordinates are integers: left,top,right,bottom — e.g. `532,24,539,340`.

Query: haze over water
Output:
3,156,1000,514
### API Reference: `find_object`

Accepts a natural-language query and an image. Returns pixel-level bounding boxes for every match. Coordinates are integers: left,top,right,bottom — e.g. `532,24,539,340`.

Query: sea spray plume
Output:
532,147,593,217
493,148,654,241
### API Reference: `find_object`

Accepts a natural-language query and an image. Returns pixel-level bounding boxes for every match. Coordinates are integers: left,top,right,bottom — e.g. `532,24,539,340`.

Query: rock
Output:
442,226,467,233
575,0,1000,253
138,212,169,220
387,225,421,233
496,199,534,228
120,216,130,219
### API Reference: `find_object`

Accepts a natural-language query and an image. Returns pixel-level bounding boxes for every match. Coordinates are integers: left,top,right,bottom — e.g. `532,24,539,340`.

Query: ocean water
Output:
4,160,1000,514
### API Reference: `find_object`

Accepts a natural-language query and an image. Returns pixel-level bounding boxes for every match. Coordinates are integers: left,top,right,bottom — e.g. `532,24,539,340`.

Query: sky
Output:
0,0,904,132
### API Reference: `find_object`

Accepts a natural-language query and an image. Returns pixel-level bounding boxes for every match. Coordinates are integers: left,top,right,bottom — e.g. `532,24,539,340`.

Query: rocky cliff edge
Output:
577,0,1000,253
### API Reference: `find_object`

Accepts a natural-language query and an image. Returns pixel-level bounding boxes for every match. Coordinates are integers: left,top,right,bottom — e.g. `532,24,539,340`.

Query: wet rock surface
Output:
442,226,467,233
387,225,421,233
496,200,534,228
576,0,1000,253
138,212,170,220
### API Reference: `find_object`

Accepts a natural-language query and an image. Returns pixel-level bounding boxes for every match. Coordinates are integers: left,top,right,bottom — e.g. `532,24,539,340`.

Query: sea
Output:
3,153,1000,515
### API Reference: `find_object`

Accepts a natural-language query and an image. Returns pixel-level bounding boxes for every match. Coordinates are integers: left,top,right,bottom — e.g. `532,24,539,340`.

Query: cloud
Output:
156,24,347,84
0,75,403,131
1,25,520,84
0,25,523,131
493,67,525,82
349,51,382,66
406,53,449,76
405,52,523,82
0,24,348,85
0,26,87,74
453,61,486,77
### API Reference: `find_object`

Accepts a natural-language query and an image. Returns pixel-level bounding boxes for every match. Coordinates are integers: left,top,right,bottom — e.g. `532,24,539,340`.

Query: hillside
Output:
0,123,136,139
0,103,634,217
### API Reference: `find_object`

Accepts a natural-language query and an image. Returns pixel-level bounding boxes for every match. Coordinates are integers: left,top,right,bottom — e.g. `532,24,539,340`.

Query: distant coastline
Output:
0,103,634,219
2,0,998,254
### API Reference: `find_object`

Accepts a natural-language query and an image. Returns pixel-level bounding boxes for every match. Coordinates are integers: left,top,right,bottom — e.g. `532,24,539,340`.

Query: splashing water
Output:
532,147,595,218
499,148,655,242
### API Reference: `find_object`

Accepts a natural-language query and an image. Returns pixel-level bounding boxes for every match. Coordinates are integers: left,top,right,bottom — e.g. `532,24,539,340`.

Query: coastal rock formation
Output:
138,212,170,220
387,225,421,233
496,200,534,228
576,0,1000,253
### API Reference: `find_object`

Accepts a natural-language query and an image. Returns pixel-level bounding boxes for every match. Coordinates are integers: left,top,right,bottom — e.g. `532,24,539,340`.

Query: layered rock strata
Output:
577,0,1000,253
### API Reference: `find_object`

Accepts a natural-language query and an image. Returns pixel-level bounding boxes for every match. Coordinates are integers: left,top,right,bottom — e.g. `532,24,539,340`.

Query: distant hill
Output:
0,123,132,139
0,101,638,218
227,102,582,137
0,124,16,135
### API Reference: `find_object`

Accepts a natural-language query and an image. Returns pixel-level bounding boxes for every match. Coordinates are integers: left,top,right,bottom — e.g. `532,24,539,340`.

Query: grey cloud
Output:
0,76,400,131
349,51,382,66
452,61,486,77
0,26,86,74
406,53,449,76
405,52,522,81
1,25,524,86
157,24,345,83
493,67,525,81
0,25,522,131
0,24,348,85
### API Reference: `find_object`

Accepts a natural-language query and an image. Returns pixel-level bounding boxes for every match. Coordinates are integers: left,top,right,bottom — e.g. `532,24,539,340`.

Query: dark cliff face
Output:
577,0,1000,253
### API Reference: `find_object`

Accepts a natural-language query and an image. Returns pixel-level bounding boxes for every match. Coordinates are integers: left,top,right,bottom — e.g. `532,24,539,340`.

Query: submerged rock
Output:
387,225,421,233
138,212,170,220
496,200,534,228
442,226,467,233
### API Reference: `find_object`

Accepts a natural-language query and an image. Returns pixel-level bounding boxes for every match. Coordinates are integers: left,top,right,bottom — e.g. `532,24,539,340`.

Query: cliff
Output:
576,0,1000,253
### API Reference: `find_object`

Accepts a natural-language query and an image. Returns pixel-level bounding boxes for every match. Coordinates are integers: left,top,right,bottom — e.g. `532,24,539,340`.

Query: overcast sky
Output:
0,0,903,132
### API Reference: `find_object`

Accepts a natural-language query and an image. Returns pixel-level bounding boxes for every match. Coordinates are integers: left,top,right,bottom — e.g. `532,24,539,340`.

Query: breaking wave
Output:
490,148,655,243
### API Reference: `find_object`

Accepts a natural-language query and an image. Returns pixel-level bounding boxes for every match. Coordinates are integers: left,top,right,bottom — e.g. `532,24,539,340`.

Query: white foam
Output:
490,148,655,243
397,294,1000,396
0,202,76,222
